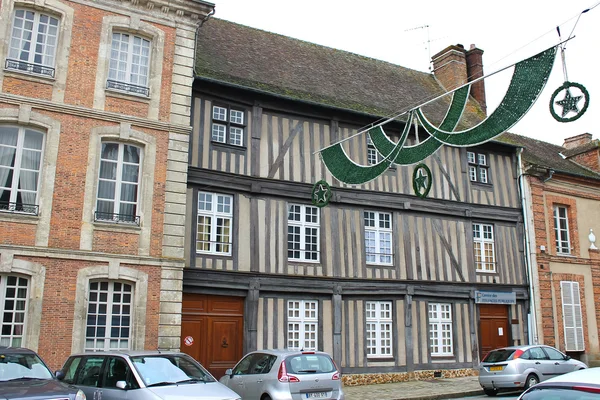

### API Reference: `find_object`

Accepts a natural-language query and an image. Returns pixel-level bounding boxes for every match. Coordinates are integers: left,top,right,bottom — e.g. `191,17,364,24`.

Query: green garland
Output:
549,81,589,122
412,163,432,198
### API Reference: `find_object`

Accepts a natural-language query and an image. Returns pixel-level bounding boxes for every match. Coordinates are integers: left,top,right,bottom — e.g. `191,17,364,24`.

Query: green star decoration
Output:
311,180,332,207
549,81,590,123
412,164,432,198
555,89,582,117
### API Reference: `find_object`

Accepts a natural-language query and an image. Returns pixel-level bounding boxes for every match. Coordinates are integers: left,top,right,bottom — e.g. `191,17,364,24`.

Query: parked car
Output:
219,349,344,400
479,344,588,396
518,367,600,399
57,350,241,400
0,346,86,399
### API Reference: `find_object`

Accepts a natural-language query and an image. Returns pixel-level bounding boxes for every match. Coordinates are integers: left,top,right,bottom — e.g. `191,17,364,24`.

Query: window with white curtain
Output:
364,211,393,265
561,281,584,351
7,9,59,77
366,301,393,358
95,142,141,224
107,32,151,96
196,192,233,255
85,281,132,351
473,223,495,272
287,204,320,262
287,300,318,351
0,126,44,214
554,205,571,254
0,275,29,348
429,303,453,356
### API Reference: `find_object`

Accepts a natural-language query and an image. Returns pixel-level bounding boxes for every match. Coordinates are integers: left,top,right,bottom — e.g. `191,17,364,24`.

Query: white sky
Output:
209,0,600,146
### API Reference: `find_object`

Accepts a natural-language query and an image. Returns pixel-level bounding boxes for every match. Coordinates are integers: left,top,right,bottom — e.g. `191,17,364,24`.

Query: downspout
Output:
193,7,216,77
517,148,539,344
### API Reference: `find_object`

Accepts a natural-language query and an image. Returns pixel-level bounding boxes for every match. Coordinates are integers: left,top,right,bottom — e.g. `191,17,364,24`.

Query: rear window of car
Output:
285,354,335,374
482,349,517,363
521,387,600,399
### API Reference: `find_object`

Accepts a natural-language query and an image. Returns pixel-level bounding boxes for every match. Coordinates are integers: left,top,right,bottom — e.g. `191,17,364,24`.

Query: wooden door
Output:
479,304,509,360
181,294,244,379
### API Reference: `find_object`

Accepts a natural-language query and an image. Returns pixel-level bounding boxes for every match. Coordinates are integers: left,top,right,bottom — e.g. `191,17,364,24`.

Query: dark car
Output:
0,346,86,400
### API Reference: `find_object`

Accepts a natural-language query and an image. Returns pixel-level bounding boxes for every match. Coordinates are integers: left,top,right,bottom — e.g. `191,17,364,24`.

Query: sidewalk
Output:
343,376,483,400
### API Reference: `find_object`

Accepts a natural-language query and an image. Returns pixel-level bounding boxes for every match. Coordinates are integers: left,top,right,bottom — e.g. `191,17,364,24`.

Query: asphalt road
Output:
455,392,521,400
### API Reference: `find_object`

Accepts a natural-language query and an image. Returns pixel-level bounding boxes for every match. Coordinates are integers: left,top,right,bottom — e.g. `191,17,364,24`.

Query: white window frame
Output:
367,135,383,165
0,126,44,214
287,204,320,262
287,300,318,351
561,281,584,351
211,105,246,147
467,151,489,184
473,223,496,272
95,142,142,224
7,9,59,77
85,280,133,352
364,211,393,265
0,275,29,348
365,301,393,358
554,205,571,254
196,192,233,255
107,32,151,96
429,303,453,356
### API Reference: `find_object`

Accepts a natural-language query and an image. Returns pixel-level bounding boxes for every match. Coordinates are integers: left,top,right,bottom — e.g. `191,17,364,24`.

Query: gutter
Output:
193,6,216,77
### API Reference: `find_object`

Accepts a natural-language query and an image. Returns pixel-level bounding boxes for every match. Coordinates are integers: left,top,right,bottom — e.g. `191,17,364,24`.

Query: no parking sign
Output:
184,336,194,346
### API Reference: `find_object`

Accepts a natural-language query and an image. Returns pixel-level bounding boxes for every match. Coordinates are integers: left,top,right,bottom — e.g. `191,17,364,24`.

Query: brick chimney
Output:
562,133,600,172
432,43,487,115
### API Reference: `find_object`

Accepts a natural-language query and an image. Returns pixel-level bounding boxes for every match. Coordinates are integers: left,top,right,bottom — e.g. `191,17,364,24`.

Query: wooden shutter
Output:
561,281,584,351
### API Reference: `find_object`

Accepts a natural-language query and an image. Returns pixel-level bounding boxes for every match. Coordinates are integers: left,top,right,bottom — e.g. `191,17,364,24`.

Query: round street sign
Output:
184,336,194,346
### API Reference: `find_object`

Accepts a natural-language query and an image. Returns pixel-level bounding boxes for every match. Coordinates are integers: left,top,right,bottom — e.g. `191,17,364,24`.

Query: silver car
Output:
518,367,600,399
479,345,587,396
219,349,344,400
57,350,241,400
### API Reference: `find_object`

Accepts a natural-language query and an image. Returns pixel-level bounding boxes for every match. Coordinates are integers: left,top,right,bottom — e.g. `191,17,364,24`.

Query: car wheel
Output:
524,374,539,389
261,396,272,400
483,388,498,397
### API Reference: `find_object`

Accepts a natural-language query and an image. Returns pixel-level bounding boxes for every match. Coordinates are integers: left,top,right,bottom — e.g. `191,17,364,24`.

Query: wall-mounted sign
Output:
184,336,194,346
475,291,516,305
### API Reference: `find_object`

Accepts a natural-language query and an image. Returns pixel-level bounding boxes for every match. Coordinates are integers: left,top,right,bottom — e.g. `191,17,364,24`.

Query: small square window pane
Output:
213,106,227,121
230,109,244,124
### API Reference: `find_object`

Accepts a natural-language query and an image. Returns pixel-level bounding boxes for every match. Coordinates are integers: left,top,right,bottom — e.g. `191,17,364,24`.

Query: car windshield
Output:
521,387,600,399
482,349,517,363
285,354,336,374
131,354,216,386
0,352,54,381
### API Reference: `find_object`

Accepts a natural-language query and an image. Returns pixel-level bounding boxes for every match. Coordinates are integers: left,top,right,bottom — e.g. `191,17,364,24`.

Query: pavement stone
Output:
343,376,483,400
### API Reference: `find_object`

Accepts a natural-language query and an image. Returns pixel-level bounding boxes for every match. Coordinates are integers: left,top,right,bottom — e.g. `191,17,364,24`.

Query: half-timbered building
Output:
183,18,531,381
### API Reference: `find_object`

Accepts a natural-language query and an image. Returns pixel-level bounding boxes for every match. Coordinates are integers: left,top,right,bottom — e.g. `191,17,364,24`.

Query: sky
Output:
208,0,600,146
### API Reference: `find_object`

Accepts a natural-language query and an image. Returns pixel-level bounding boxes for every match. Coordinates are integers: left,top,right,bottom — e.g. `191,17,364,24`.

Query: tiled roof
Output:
195,18,485,126
561,139,600,157
497,132,600,180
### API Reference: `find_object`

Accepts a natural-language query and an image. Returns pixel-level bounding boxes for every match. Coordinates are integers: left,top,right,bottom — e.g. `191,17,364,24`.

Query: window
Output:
0,126,43,214
467,151,489,184
287,300,318,351
561,281,584,351
85,281,132,351
473,223,495,272
211,105,245,147
364,211,392,265
365,301,392,358
95,142,141,224
429,303,453,356
0,275,28,347
196,192,233,255
7,9,59,77
107,32,151,96
367,134,382,165
554,206,571,254
287,204,320,262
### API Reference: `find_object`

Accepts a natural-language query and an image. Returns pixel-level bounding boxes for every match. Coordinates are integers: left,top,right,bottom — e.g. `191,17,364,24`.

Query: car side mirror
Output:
225,368,233,377
55,370,65,380
565,355,571,360
116,381,127,390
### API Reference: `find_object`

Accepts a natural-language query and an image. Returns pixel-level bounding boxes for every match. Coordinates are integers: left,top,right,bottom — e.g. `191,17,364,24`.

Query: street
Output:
454,393,521,400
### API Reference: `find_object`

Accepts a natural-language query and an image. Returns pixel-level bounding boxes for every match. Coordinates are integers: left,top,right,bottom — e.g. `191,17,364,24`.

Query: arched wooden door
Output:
181,293,244,379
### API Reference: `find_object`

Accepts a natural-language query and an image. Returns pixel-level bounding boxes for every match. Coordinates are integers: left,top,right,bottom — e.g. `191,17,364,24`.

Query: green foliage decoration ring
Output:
549,81,590,123
412,164,432,198
311,180,332,208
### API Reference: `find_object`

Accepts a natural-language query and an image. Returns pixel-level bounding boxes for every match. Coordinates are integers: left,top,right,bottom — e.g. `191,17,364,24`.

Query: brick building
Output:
0,0,214,369
501,132,600,366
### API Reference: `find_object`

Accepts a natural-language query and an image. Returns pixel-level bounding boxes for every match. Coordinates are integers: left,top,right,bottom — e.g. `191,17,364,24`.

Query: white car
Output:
518,367,600,399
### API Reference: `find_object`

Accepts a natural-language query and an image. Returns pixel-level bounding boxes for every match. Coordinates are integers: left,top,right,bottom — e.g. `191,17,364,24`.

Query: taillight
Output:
277,361,300,383
512,349,524,359
302,351,315,354
331,358,341,380
574,386,600,394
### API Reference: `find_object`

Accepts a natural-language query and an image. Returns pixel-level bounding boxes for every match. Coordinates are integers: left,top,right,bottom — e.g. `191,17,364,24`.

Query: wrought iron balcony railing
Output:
5,59,55,78
94,211,140,226
106,80,149,97
0,201,39,215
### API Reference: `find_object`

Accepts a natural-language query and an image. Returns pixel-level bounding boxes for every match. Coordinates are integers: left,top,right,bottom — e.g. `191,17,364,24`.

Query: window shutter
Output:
561,281,584,351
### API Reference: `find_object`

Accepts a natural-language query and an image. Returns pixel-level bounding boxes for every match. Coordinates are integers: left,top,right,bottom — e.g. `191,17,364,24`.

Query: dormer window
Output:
7,9,59,78
107,32,151,97
211,105,245,147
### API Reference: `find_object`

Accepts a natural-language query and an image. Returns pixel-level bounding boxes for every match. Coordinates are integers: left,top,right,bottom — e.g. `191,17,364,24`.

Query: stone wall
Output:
342,368,479,387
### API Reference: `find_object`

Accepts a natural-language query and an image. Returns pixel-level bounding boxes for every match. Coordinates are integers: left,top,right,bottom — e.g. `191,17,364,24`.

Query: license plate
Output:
306,392,328,398
490,366,503,371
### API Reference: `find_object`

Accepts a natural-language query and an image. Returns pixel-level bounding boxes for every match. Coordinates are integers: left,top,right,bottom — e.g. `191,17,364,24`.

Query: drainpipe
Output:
517,148,538,344
193,7,216,77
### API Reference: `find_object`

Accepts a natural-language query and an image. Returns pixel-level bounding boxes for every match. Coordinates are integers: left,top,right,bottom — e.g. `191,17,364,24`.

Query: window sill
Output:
93,221,141,234
210,141,247,153
366,263,394,268
475,270,498,274
195,251,232,258
0,211,39,224
470,181,493,190
366,357,394,362
3,69,55,85
288,259,321,265
106,88,151,103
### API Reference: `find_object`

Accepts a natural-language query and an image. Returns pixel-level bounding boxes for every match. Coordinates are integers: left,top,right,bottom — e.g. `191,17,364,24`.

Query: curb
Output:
399,389,484,400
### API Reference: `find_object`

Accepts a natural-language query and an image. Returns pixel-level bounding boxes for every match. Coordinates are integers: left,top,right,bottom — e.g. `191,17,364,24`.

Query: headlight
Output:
75,389,86,400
